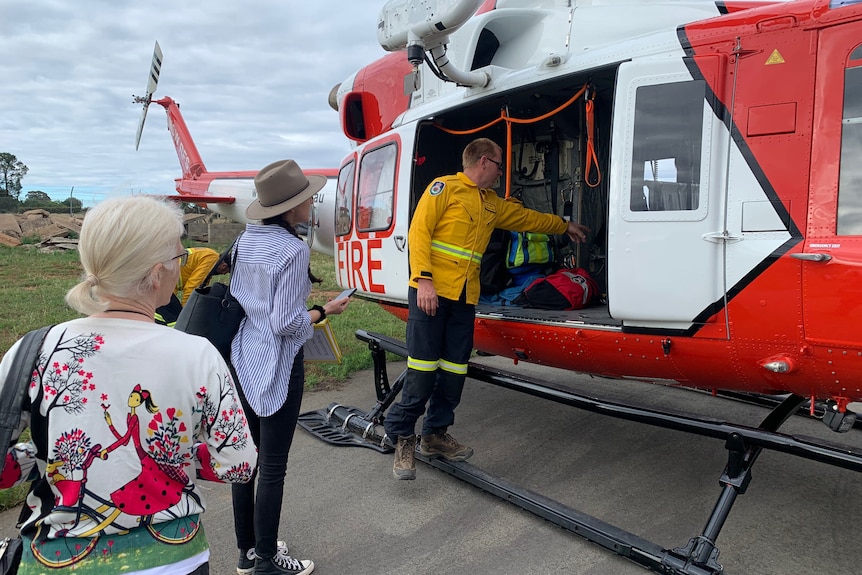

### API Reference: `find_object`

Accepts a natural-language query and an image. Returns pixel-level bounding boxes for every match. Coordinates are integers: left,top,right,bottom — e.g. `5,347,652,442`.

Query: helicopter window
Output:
837,62,862,235
335,160,355,237
630,81,704,212
357,143,397,232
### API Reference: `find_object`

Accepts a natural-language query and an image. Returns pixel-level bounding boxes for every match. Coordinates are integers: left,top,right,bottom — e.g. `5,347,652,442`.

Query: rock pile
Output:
0,210,83,251
0,210,238,252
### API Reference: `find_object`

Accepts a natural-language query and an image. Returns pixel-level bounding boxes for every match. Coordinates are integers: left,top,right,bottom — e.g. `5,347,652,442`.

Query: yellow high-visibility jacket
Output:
177,247,220,305
409,172,568,304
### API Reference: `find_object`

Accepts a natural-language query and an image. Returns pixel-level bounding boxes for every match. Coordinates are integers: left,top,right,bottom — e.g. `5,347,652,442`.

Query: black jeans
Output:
231,351,305,559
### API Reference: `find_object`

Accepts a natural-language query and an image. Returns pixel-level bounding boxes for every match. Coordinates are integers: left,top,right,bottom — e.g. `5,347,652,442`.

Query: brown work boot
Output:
392,435,416,480
419,432,473,461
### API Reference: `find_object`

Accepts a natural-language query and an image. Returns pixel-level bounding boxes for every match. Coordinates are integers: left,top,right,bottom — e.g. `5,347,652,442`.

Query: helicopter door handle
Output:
702,231,742,243
790,252,832,262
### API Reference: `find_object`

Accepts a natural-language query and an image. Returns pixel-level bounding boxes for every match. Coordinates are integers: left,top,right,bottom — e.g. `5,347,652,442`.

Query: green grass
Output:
0,243,405,510
0,244,406,370
0,246,83,350
304,250,406,386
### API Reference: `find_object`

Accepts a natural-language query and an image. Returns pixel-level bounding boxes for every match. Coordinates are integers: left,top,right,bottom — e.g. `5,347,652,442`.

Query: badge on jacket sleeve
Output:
430,181,445,196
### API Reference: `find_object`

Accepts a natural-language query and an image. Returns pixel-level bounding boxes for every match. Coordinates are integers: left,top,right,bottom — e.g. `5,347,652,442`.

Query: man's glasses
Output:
484,156,504,171
172,251,189,266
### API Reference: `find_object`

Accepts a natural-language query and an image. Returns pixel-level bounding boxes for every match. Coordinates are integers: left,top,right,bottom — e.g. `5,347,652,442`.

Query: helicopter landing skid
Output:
297,331,862,575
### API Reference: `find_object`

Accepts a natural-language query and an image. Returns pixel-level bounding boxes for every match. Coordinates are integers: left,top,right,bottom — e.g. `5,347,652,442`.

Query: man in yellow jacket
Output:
155,247,229,327
176,247,229,305
384,137,589,480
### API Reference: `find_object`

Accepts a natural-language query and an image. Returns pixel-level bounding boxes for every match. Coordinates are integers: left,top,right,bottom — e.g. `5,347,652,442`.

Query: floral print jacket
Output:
0,318,257,574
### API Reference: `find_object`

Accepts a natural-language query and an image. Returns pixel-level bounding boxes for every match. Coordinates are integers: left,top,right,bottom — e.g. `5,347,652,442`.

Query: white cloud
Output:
1,0,386,205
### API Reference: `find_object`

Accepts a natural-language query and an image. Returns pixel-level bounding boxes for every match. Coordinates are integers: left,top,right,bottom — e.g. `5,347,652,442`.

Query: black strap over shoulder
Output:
199,233,243,289
0,326,52,474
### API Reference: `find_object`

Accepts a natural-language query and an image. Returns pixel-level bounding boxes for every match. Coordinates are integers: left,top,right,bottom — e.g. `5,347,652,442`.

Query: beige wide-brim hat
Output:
246,159,327,220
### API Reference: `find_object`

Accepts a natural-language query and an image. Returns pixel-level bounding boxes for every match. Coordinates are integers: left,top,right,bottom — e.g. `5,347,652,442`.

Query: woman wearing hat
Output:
229,160,349,575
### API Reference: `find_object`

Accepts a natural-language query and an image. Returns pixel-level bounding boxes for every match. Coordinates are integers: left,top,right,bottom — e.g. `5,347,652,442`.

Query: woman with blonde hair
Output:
0,195,257,575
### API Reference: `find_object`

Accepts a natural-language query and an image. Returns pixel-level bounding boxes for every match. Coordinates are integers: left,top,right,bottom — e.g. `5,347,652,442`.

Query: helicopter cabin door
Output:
803,23,862,346
607,59,727,332
334,127,413,303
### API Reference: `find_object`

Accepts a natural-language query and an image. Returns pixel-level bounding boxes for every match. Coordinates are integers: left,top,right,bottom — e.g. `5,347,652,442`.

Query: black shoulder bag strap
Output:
199,233,243,290
0,325,52,475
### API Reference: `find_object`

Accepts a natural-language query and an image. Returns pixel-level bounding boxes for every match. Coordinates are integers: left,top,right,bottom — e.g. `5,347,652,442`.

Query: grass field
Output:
0,241,406,509
0,243,407,381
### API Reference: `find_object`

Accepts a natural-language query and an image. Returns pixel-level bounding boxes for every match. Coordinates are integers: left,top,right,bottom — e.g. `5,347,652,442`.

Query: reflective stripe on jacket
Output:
408,172,567,304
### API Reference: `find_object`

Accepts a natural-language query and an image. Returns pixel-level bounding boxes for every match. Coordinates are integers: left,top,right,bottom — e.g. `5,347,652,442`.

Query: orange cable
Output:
506,111,513,197
434,84,588,135
584,96,601,188
433,83,593,197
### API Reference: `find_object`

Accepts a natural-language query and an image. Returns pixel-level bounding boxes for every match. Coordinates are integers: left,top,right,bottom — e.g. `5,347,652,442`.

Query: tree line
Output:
0,152,81,213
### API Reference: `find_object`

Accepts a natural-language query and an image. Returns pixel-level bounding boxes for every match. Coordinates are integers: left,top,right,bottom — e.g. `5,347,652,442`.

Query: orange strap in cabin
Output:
584,94,601,188
435,84,589,198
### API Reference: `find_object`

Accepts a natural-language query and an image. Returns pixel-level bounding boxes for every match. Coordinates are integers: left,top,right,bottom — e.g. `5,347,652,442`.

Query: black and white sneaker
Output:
254,551,314,575
237,541,289,575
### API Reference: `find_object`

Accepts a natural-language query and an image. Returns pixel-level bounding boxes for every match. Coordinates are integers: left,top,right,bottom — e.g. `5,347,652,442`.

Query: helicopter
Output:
300,0,862,573
321,0,862,422
136,2,862,570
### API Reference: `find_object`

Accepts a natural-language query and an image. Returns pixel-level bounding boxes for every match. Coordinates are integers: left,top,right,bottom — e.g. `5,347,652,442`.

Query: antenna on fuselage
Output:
132,41,163,151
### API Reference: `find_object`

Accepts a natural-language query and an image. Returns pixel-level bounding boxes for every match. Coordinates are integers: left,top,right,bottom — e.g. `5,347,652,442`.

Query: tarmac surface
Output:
3,356,862,574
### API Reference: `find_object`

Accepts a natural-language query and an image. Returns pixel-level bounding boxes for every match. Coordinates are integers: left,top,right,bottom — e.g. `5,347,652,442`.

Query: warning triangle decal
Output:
765,49,785,65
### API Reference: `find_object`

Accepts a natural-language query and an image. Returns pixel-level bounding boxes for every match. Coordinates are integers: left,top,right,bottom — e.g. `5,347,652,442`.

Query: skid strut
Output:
298,331,862,574
298,331,407,452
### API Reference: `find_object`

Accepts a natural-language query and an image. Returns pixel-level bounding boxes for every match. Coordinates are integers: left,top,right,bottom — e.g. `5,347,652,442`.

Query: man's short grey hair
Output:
462,138,501,169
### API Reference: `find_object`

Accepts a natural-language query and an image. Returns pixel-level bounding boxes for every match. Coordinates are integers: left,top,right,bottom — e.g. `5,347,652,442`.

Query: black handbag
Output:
0,326,51,475
0,325,52,575
174,236,245,358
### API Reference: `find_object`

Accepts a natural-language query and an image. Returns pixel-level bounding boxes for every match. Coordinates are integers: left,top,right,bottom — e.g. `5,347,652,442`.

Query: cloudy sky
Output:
1,0,387,206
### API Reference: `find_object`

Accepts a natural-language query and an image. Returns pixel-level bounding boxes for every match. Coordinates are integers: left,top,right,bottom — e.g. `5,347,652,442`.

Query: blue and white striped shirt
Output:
230,224,313,416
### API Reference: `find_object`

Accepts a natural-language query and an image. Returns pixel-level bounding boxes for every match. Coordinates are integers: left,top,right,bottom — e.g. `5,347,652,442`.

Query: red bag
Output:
518,268,598,310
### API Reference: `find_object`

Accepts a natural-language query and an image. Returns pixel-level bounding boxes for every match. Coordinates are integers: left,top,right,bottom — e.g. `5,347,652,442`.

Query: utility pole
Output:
69,186,74,215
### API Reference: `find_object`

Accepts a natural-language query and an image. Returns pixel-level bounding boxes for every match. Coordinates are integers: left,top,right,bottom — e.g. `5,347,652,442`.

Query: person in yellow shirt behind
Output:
177,247,230,304
155,247,231,326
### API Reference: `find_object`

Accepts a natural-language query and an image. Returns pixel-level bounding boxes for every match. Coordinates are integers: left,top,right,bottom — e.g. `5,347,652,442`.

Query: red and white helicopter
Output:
133,41,339,257
138,1,862,570
327,0,862,414
316,0,862,571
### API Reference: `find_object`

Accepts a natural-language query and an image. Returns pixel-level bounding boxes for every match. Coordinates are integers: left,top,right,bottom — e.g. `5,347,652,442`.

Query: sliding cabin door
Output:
607,60,726,332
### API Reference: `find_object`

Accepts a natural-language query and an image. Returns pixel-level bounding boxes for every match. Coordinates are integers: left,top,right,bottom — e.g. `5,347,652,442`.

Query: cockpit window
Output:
335,160,355,237
357,143,397,232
